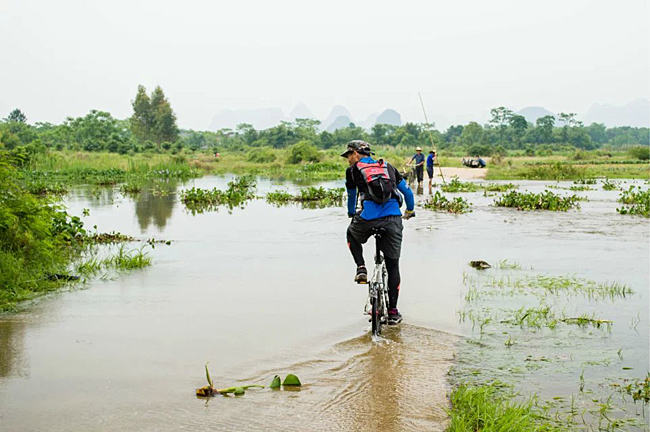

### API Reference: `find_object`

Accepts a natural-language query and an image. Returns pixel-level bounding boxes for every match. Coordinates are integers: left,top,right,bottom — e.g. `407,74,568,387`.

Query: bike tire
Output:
371,291,381,336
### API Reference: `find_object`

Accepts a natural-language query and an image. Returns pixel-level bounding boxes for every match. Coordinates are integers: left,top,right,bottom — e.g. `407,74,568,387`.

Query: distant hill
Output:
357,112,380,130
289,102,315,121
323,106,353,130
208,107,287,131
375,109,401,126
584,98,650,127
517,106,555,124
326,115,353,132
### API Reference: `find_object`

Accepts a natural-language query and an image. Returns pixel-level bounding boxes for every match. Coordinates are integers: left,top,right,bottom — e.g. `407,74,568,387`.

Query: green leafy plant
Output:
424,191,472,214
494,190,581,211
616,185,650,217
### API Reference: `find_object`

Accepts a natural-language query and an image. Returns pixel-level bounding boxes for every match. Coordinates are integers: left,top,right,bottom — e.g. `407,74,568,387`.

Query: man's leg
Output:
384,256,400,309
347,217,372,282
377,216,404,323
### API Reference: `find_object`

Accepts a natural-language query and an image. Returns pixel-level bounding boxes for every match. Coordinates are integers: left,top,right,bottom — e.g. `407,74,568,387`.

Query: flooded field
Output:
0,177,647,431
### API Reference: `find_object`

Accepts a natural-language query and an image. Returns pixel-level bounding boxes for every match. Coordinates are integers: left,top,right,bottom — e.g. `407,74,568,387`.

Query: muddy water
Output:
0,177,647,431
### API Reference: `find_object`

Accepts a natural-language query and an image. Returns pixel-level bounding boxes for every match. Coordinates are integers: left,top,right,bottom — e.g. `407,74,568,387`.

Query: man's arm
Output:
396,179,414,212
345,167,357,217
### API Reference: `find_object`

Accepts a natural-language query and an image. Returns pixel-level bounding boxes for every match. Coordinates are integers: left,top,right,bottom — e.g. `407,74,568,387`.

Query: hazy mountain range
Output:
208,99,649,132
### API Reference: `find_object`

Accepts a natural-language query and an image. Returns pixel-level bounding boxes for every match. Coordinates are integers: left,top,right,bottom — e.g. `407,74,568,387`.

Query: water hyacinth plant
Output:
180,175,257,213
494,190,581,211
616,185,650,217
424,191,472,214
266,187,345,208
441,177,480,193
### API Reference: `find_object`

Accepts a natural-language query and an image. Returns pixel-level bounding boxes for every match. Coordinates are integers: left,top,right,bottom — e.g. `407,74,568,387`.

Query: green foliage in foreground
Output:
180,176,257,213
447,383,564,432
617,185,650,217
494,190,581,211
424,191,472,214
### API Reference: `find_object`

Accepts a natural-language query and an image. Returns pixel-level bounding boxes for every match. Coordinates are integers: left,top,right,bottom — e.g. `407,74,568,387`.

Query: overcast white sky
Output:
1,0,648,129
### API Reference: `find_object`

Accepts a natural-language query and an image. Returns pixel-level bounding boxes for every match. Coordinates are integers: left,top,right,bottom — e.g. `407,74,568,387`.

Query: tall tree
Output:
5,109,27,123
130,85,152,142
535,115,555,143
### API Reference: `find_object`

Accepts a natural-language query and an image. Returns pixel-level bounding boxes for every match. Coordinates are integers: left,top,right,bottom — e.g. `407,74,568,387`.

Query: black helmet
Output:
340,140,374,158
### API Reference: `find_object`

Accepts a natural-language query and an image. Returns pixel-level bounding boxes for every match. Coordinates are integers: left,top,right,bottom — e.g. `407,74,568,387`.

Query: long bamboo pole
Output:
418,92,446,184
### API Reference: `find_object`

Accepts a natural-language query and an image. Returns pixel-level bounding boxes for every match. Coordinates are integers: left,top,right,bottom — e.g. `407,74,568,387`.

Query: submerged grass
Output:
423,191,472,214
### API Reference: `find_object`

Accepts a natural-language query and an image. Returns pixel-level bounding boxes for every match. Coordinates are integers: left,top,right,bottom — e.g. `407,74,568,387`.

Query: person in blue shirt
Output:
342,140,415,325
409,147,426,187
426,150,436,189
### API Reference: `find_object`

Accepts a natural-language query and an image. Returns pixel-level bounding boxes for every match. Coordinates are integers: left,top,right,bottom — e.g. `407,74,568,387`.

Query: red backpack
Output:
356,160,396,204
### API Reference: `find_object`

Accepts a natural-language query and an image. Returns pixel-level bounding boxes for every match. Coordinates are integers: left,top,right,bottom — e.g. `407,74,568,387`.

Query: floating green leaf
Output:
205,363,213,388
270,375,281,389
234,387,246,396
282,374,302,386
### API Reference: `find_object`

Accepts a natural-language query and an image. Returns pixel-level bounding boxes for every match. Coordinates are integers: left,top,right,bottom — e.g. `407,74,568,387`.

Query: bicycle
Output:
361,227,390,336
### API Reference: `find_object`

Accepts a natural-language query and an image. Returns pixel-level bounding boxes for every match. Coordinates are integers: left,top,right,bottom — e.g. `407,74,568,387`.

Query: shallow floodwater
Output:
0,177,647,431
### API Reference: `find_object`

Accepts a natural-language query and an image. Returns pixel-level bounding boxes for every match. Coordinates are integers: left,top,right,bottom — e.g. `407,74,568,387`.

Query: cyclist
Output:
342,140,415,325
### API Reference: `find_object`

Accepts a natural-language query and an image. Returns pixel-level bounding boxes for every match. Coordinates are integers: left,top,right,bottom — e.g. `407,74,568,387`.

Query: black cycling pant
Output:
347,216,403,309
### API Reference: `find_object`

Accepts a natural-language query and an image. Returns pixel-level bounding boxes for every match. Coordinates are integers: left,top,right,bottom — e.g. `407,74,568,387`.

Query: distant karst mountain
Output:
326,115,353,132
584,98,650,127
323,105,353,130
517,106,555,124
289,102,315,121
375,109,401,126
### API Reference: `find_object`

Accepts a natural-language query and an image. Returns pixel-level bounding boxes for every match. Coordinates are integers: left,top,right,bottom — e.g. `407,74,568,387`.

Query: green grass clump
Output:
24,179,69,196
568,185,593,191
494,190,581,211
447,383,564,432
424,191,472,214
180,175,257,213
574,178,597,185
601,178,619,191
616,185,650,217
442,177,480,193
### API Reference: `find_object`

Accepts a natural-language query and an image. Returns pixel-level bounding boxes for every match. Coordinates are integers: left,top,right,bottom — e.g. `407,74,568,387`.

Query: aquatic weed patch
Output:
494,190,581,211
451,265,648,431
483,183,518,192
424,191,472,214
441,177,480,193
602,178,620,191
180,176,257,213
266,187,345,208
616,186,650,217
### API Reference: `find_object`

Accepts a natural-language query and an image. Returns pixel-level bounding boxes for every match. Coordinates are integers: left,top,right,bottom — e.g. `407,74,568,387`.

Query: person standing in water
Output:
342,140,415,325
409,147,425,189
426,150,436,192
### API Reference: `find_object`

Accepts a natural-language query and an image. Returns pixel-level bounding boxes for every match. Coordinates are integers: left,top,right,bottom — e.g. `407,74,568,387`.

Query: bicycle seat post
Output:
371,228,386,265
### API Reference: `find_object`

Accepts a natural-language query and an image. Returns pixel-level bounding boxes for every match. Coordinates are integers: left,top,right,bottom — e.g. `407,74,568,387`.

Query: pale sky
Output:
1,0,648,130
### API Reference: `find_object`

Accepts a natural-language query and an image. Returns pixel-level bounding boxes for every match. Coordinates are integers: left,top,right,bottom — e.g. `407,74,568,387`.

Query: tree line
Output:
1,88,648,157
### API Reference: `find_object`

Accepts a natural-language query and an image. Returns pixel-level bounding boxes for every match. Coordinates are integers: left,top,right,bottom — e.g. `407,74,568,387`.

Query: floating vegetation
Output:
24,179,68,196
494,190,581,211
482,183,518,192
266,187,345,208
601,178,620,191
180,176,256,213
196,364,300,398
423,191,472,214
441,177,480,193
119,182,143,195
616,185,650,217
86,231,135,244
574,178,597,185
569,185,594,191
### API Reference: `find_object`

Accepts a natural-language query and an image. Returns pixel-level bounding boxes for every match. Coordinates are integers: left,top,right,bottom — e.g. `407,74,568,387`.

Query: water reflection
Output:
0,319,28,379
133,181,178,232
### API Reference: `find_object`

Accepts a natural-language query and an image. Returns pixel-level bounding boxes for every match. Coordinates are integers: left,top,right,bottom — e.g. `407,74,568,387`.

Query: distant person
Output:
426,150,436,189
477,156,486,168
409,147,425,187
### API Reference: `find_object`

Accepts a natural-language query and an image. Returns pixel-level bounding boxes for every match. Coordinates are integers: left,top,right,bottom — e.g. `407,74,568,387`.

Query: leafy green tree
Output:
4,109,27,123
130,85,152,142
288,140,321,163
129,85,178,146
509,115,528,146
489,107,514,144
587,123,607,144
535,115,555,143
460,121,483,145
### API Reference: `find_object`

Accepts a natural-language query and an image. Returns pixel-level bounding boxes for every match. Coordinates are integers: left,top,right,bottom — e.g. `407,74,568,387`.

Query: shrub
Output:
287,141,322,164
248,148,277,163
628,146,650,161
424,191,472,214
494,190,581,211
